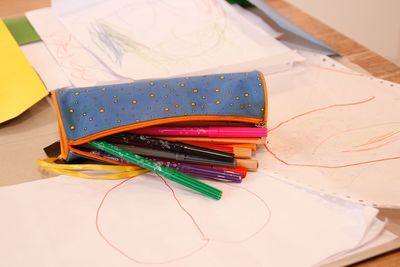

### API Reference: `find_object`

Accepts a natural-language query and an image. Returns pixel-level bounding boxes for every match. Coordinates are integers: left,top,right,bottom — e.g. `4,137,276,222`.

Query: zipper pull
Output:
255,121,266,128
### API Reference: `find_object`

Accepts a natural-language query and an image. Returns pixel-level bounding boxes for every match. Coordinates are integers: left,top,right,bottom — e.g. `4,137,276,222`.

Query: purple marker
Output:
153,159,242,183
90,150,241,182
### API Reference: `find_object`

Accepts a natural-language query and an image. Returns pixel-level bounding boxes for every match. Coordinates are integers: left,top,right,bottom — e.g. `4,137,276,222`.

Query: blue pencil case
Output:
52,70,268,162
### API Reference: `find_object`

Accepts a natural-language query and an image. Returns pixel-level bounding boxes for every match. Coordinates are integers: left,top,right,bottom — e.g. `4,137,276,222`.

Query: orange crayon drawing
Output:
266,96,400,168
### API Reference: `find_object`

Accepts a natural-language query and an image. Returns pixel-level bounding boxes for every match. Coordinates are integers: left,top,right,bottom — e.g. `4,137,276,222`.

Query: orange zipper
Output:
68,115,263,146
68,116,262,166
54,71,268,159
259,71,268,124
69,146,126,165
52,92,69,159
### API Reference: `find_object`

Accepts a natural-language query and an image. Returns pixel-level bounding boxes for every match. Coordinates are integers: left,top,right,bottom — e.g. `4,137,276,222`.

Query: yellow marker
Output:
0,19,48,123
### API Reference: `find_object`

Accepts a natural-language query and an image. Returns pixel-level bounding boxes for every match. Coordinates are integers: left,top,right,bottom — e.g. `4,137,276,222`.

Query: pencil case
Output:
51,70,267,165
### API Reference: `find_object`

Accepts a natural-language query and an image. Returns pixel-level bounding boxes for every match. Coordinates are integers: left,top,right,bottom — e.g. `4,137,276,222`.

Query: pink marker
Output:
131,127,267,138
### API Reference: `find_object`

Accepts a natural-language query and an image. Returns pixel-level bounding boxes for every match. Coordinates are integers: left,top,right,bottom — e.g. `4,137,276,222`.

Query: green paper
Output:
3,16,41,45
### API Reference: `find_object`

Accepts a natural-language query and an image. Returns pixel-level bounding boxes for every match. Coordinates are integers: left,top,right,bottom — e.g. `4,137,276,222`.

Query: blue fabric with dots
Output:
55,71,266,141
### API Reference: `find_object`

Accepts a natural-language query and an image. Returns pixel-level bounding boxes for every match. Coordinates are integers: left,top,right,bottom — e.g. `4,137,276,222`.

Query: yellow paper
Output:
0,19,48,123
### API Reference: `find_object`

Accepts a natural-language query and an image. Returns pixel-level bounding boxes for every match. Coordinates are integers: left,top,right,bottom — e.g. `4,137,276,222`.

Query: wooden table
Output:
1,0,399,266
266,0,400,84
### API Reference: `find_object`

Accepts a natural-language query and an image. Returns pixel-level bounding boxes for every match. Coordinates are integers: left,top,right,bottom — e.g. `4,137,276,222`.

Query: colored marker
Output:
211,166,247,178
236,159,258,171
88,140,222,200
155,136,266,145
223,143,257,152
90,150,241,182
153,159,242,183
114,143,236,168
182,141,252,159
132,126,267,137
109,133,235,162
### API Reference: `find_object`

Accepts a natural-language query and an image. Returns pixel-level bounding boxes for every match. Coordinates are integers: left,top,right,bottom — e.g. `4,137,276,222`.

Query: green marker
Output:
89,140,222,200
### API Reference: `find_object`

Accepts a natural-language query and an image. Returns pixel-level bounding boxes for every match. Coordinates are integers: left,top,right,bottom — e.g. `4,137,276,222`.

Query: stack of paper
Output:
49,0,298,80
0,172,395,266
260,52,400,208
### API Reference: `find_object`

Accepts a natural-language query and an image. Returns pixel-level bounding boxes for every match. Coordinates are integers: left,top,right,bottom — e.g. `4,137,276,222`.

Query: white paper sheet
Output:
26,8,125,87
260,53,400,207
0,171,387,267
51,0,296,79
20,42,71,91
320,218,397,265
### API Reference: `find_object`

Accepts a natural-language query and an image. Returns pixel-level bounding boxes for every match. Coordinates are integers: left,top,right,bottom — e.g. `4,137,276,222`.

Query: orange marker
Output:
235,159,258,171
222,143,257,152
182,141,252,159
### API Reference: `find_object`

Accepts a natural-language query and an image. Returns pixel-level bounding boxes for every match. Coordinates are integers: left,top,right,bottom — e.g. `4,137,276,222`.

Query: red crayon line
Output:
265,144,400,169
265,96,400,168
269,96,375,132
95,177,209,265
158,175,208,240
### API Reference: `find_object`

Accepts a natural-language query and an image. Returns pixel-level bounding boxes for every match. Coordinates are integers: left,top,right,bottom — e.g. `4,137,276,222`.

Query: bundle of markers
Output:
88,126,267,200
